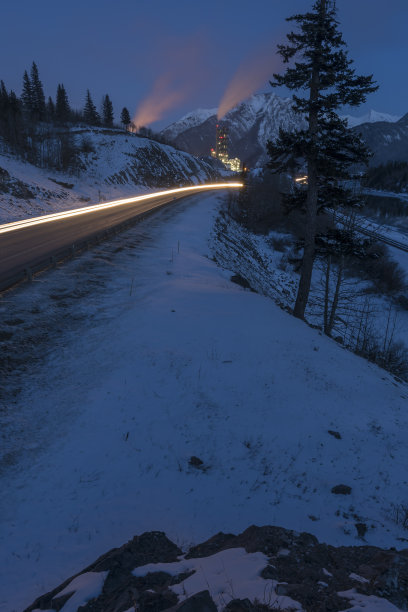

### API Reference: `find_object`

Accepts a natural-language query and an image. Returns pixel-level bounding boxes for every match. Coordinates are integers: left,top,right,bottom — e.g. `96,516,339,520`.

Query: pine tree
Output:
6,91,23,149
0,81,9,143
234,168,253,227
46,96,55,121
0,81,9,115
21,70,33,114
101,94,114,127
267,0,377,320
30,62,46,121
55,84,71,123
83,90,100,125
120,107,131,130
315,215,372,336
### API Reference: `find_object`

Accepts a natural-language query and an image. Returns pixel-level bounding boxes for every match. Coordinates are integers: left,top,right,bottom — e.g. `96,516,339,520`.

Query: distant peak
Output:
342,110,401,128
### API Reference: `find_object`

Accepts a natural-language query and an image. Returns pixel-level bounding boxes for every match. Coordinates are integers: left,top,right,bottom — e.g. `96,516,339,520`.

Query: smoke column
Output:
133,34,209,128
133,75,188,128
218,46,279,119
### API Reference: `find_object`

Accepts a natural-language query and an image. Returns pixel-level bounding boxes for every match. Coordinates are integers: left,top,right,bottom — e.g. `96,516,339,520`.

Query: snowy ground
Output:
1,194,408,611
211,212,408,359
0,128,217,224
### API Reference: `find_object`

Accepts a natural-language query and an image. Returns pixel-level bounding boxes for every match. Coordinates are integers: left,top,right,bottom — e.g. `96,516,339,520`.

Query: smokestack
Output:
215,123,228,161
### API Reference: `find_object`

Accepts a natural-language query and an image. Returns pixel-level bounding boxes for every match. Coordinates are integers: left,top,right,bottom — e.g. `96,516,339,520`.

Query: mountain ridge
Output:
162,92,405,167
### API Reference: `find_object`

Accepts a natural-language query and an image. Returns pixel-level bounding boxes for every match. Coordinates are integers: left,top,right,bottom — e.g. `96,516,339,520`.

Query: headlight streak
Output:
0,183,243,235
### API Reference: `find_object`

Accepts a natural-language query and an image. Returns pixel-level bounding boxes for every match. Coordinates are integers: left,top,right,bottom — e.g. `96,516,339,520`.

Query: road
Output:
0,183,241,291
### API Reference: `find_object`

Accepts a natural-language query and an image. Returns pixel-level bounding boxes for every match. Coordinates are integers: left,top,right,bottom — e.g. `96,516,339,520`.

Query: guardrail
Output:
332,209,408,253
354,223,408,253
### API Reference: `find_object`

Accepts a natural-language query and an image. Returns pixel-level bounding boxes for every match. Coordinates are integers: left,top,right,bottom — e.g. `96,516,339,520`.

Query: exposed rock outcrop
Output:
25,525,408,612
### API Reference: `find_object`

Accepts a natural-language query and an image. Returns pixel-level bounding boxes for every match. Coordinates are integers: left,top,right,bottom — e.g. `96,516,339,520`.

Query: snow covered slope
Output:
352,113,408,165
0,127,219,223
164,107,218,141
162,92,402,167
1,194,408,611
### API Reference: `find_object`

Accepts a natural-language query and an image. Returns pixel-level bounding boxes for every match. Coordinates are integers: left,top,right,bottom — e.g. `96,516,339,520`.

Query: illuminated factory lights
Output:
295,175,308,184
211,123,242,173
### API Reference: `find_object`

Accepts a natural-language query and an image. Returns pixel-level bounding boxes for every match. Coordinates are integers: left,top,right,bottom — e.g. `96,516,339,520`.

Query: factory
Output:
210,123,242,173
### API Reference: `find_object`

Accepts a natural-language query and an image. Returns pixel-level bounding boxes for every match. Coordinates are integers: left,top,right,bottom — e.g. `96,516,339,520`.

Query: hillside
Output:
161,92,403,167
364,160,408,193
353,113,408,166
0,127,220,223
1,193,408,611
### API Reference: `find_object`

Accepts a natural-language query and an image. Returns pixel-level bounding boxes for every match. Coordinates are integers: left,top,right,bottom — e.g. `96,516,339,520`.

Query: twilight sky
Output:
1,0,407,128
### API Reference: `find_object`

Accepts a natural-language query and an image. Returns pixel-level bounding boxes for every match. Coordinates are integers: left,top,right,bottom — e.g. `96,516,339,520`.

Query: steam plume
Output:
133,34,208,128
218,46,279,119
133,75,188,128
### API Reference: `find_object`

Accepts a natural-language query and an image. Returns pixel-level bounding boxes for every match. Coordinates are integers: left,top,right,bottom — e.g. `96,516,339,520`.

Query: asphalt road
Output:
0,184,241,291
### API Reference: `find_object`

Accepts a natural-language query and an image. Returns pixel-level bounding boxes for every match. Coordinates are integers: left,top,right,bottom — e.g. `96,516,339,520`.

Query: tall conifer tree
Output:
0,81,9,113
120,107,131,130
56,84,71,123
30,62,46,121
21,70,33,115
83,90,100,125
46,96,55,121
102,94,114,127
268,0,377,320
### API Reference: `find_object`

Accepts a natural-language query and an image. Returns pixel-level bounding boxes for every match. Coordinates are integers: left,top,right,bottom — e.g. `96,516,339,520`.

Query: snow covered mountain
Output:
164,107,218,141
162,93,405,167
352,112,408,165
0,127,220,223
341,110,401,128
162,93,306,168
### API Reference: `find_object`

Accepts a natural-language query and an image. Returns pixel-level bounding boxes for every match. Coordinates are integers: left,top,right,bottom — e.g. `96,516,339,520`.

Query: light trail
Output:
0,183,242,235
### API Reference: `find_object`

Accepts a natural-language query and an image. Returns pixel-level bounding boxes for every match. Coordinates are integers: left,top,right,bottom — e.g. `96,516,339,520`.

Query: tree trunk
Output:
327,254,344,336
293,0,326,320
323,256,331,334
293,159,318,319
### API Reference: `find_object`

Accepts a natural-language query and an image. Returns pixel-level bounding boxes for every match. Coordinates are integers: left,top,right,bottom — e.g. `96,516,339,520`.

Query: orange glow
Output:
217,45,279,119
133,74,188,128
132,34,209,129
0,184,243,235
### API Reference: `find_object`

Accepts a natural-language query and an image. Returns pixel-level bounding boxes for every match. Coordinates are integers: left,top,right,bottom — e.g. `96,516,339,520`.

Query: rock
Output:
189,456,204,468
174,590,217,612
328,430,341,439
355,523,368,538
24,532,181,612
230,275,252,290
187,525,317,559
224,598,271,612
224,598,254,612
331,484,352,495
25,525,408,612
186,531,236,559
139,588,178,612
